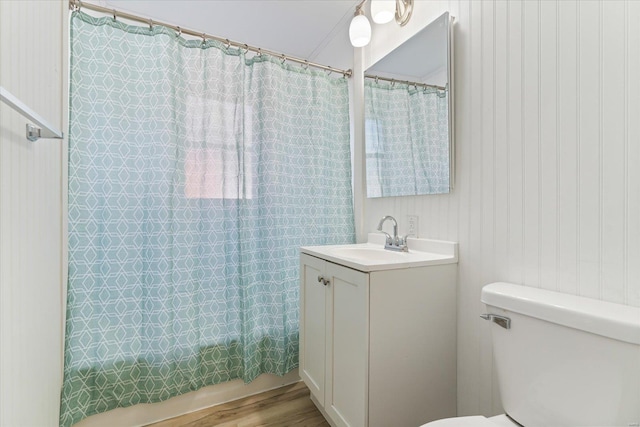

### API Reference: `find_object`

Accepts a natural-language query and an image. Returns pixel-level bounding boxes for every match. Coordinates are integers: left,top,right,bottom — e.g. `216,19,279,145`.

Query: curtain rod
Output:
364,74,446,91
68,0,353,78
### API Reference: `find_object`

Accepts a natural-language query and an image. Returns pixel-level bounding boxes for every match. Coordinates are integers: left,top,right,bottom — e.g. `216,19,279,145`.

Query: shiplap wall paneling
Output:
629,0,640,308
539,0,558,292
601,1,627,305
557,0,579,298
578,1,600,302
361,0,640,417
0,1,66,426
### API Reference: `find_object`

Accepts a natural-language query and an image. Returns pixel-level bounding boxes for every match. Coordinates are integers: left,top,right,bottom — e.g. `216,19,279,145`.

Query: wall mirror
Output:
365,12,454,198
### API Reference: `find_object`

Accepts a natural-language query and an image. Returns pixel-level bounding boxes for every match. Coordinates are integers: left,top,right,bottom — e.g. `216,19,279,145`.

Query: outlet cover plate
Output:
407,215,418,237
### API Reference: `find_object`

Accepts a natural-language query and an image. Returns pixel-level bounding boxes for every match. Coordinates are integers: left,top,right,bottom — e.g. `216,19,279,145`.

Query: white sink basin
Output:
329,246,410,262
301,233,458,272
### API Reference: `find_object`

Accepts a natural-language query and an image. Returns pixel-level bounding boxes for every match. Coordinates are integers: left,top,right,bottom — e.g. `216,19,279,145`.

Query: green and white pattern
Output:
365,81,450,197
62,12,354,427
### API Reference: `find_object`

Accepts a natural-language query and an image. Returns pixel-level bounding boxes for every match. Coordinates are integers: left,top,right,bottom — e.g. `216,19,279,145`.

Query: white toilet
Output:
423,282,640,427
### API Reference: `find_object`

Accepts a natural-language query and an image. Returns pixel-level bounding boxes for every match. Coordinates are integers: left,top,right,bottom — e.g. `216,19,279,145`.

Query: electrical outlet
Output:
407,215,418,237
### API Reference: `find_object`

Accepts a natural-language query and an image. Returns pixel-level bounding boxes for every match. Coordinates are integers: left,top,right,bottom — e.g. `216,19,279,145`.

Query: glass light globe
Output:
349,13,371,47
371,0,395,24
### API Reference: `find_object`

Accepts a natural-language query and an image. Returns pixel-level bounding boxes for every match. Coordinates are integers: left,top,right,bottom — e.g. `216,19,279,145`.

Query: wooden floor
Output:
147,381,330,427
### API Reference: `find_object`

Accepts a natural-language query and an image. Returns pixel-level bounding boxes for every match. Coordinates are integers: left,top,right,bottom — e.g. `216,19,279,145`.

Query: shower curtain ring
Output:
242,44,249,54
112,9,116,21
148,18,153,30
176,26,182,37
302,60,309,70
225,39,231,49
281,54,286,64
257,48,262,57
201,33,206,47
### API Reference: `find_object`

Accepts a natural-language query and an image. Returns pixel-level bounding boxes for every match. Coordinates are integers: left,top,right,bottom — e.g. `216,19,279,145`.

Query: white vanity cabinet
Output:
299,238,458,427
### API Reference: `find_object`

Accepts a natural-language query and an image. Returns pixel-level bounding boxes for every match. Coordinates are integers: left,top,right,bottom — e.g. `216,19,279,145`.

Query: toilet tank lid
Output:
481,282,640,345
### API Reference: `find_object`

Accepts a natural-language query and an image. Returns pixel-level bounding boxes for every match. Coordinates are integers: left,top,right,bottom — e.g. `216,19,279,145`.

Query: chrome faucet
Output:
377,215,408,252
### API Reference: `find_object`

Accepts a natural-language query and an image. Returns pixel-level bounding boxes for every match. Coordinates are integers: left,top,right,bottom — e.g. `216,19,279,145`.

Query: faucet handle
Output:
402,233,415,244
378,230,393,245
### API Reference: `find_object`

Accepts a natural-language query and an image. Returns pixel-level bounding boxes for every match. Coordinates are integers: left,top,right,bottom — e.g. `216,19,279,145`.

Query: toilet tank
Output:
482,282,640,427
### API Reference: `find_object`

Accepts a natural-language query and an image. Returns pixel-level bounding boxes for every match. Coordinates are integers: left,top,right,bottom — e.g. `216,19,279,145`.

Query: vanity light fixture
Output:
370,0,395,24
349,4,372,47
349,0,414,47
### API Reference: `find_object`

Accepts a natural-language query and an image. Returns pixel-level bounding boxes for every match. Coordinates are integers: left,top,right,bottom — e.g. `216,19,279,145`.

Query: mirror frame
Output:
363,12,455,197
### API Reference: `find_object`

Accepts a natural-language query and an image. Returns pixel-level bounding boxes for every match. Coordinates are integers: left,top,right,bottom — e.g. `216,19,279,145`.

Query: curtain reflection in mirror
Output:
365,81,449,197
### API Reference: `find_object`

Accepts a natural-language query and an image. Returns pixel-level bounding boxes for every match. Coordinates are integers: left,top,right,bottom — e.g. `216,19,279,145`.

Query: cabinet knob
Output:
316,275,330,286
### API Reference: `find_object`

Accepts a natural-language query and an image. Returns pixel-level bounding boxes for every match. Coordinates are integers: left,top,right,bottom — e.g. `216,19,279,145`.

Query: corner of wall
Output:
0,0,67,425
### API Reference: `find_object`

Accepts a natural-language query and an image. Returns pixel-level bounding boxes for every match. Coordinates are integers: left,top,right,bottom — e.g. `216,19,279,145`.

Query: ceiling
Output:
101,0,360,71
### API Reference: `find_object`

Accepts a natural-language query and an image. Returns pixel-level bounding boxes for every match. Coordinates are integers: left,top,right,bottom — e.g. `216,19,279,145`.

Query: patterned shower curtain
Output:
364,80,449,197
61,12,354,426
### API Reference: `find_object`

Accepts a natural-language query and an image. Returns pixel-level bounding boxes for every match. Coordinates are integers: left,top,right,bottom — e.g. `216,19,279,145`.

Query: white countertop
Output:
301,233,458,272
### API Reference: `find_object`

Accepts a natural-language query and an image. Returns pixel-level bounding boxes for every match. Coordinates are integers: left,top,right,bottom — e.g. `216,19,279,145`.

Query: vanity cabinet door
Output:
324,262,369,427
300,254,327,405
300,256,369,427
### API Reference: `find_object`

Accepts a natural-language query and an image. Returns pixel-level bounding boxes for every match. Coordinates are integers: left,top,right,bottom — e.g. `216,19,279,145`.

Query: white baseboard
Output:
73,370,300,427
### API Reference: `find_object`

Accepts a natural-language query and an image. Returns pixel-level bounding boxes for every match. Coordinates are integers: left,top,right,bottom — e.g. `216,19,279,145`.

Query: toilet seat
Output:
421,414,519,427
486,415,520,426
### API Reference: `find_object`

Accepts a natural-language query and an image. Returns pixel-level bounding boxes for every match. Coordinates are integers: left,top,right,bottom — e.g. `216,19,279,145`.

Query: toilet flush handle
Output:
480,313,511,330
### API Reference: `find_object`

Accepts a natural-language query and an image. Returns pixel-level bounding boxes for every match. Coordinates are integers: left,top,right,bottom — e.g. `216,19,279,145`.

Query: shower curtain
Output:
61,12,354,426
364,80,449,197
